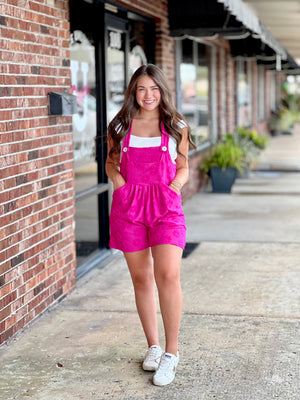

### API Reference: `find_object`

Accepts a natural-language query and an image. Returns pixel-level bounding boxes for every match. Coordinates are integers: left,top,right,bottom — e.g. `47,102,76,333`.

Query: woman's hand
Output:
106,136,127,191
168,126,190,194
168,179,182,194
113,175,127,191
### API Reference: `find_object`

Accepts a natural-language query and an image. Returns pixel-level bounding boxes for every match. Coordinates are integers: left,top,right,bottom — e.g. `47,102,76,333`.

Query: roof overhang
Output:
168,0,289,62
216,0,261,35
257,52,300,73
245,0,300,64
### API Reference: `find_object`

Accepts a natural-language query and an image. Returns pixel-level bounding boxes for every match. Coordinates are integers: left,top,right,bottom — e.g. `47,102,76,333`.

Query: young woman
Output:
106,64,194,386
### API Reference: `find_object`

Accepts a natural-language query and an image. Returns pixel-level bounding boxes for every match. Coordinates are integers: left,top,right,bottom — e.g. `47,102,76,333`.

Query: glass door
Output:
69,2,155,272
71,27,110,269
71,30,100,265
105,15,128,124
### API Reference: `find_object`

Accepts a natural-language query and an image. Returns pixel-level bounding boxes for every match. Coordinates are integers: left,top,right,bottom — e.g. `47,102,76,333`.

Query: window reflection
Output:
107,29,125,123
179,40,209,146
71,30,98,192
237,60,250,127
71,30,99,262
129,18,149,75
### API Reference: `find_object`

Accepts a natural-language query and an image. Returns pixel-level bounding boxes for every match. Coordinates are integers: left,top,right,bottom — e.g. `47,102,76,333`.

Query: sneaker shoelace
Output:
156,354,176,376
146,346,162,363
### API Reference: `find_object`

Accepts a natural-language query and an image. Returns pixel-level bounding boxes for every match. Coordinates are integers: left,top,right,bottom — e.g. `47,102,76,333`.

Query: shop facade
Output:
0,0,297,344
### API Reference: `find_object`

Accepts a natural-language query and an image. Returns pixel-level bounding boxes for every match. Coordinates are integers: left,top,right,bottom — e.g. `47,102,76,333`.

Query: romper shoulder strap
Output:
161,123,169,148
122,120,133,148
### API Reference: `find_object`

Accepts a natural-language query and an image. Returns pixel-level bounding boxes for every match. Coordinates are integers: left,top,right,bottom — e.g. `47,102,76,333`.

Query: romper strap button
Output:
123,147,128,152
162,146,167,151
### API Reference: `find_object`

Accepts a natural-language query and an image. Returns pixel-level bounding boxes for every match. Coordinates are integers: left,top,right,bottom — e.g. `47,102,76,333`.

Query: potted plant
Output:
237,127,269,150
268,84,300,136
223,134,252,179
268,107,295,136
200,140,244,193
231,127,269,177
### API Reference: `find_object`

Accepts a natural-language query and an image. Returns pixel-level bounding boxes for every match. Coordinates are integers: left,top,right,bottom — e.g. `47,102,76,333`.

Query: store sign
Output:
109,30,122,50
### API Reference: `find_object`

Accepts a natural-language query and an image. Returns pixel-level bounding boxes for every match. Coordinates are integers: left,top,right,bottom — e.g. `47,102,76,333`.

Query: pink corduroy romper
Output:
109,122,186,253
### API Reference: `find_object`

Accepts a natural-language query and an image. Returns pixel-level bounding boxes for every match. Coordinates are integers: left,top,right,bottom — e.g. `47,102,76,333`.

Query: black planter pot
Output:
210,167,237,193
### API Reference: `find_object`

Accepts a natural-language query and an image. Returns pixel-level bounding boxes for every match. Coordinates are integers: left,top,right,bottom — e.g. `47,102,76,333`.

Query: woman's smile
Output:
136,75,161,111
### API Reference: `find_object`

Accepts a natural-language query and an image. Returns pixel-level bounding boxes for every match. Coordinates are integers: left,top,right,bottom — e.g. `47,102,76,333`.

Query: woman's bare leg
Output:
152,244,183,356
124,248,159,347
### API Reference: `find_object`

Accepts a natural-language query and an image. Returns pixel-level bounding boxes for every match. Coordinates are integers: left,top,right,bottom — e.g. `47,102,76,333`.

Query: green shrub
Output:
237,127,268,149
200,141,244,176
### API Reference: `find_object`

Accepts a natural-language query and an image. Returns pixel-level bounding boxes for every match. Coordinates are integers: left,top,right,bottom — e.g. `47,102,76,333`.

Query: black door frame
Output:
70,0,112,277
70,0,155,277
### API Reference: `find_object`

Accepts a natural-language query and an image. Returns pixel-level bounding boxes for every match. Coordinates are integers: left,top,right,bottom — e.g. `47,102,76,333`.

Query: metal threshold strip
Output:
76,248,117,280
75,183,110,202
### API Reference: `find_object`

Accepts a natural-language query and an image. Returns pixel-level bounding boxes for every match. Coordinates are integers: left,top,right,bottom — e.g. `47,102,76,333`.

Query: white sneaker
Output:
142,345,163,371
153,352,179,386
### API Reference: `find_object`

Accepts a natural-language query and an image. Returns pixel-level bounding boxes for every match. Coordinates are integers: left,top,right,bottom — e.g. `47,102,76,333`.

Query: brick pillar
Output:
217,47,227,136
0,0,76,345
225,51,236,134
265,70,272,120
251,61,258,129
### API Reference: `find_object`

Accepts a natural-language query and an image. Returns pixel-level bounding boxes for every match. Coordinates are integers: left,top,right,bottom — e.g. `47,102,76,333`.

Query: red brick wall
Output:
265,70,272,120
0,0,76,344
225,51,236,134
251,61,258,128
216,46,227,136
251,62,269,135
182,152,208,202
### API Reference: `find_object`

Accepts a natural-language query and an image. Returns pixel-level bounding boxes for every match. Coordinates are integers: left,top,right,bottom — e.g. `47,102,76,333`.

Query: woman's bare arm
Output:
105,137,126,190
169,127,189,193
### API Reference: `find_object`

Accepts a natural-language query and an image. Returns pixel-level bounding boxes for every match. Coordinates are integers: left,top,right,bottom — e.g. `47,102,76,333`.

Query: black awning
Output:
258,52,300,71
168,0,288,61
168,0,253,37
229,34,275,59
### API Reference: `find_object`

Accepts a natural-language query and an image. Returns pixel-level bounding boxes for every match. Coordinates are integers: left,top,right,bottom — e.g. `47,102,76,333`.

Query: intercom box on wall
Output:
48,92,78,116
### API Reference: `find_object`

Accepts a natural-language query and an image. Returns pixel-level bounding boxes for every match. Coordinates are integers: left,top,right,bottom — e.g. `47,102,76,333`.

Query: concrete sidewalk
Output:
1,128,300,400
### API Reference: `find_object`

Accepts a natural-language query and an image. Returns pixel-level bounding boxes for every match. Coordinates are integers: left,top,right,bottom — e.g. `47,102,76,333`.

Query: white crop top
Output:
129,135,177,164
127,120,187,165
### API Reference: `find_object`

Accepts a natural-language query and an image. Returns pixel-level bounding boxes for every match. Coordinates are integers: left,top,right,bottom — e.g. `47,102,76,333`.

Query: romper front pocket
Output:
112,183,130,207
165,184,180,197
162,183,182,212
113,183,129,195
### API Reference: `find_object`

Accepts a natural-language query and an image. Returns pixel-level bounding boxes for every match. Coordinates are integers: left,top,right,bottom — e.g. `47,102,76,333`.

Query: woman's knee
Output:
130,265,155,290
155,269,180,289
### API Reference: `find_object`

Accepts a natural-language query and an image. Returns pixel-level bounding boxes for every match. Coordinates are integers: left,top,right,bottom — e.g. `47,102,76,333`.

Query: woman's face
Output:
135,75,161,112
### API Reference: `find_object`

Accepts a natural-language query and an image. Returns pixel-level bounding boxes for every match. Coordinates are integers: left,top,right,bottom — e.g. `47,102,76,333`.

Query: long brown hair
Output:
107,64,195,160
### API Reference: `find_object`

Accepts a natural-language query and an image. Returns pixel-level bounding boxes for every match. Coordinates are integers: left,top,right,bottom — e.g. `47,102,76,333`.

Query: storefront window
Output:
129,19,147,75
106,18,153,122
69,5,155,270
106,29,126,123
237,60,250,127
70,30,100,261
128,17,154,76
196,45,209,141
71,30,97,191
178,40,210,146
129,44,147,75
